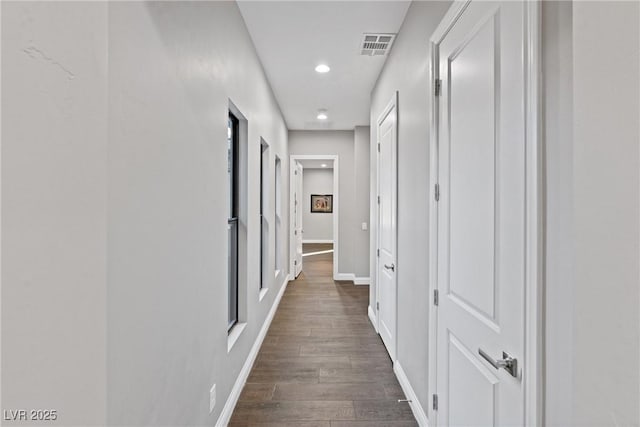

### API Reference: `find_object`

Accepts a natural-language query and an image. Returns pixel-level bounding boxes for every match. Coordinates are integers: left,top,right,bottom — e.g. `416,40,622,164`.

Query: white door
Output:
435,2,526,425
294,162,303,277
377,95,397,361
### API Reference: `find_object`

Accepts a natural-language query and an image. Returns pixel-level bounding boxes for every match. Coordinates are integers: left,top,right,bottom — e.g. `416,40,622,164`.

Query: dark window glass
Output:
228,113,239,330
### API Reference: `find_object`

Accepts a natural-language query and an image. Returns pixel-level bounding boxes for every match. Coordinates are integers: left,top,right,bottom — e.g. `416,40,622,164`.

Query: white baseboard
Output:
368,305,378,333
334,273,354,281
216,275,289,427
333,273,369,285
302,239,334,244
394,362,429,427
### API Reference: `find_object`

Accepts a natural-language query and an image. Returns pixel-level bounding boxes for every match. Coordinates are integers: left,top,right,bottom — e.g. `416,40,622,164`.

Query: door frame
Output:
375,92,399,360
427,1,542,425
289,154,340,280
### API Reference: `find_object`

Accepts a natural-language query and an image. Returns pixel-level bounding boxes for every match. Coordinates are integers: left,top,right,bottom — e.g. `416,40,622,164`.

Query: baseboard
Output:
216,275,289,427
302,239,334,244
394,362,429,427
334,273,369,285
368,305,378,333
334,273,354,281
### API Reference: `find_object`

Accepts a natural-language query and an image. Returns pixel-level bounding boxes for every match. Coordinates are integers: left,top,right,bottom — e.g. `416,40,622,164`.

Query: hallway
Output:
229,245,417,426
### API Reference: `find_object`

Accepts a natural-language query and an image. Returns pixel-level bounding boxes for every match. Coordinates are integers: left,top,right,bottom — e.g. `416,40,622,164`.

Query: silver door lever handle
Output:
384,264,395,272
478,349,518,378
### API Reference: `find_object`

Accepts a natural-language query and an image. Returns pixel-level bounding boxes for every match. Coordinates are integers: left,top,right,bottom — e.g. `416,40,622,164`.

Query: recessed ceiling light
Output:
317,112,328,120
315,64,330,73
321,164,328,168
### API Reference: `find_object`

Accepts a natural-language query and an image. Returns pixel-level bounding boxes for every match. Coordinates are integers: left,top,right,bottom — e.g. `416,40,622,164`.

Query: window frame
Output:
227,112,240,331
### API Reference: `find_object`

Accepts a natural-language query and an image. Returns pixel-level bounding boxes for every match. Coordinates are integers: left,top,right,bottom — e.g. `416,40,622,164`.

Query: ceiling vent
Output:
360,33,396,56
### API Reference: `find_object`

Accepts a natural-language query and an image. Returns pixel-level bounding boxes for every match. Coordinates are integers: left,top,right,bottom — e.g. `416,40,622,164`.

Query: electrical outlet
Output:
361,222,368,230
209,384,216,414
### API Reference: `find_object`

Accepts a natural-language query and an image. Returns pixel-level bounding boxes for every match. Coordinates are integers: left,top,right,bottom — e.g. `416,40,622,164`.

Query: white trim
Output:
353,277,370,285
258,287,269,302
329,273,369,285
302,239,333,244
227,322,247,353
427,2,542,425
523,2,542,426
375,91,399,361
368,305,378,333
394,362,429,427
289,155,340,281
427,31,441,427
216,277,289,427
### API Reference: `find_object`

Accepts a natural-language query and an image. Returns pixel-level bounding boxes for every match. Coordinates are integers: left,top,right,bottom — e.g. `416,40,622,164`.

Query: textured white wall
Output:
302,169,334,242
1,2,288,426
107,2,288,426
2,2,108,425
369,1,451,415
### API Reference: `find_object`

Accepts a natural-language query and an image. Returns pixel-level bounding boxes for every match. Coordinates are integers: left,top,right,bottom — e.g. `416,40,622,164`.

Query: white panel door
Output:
377,96,397,361
436,2,526,425
294,162,303,277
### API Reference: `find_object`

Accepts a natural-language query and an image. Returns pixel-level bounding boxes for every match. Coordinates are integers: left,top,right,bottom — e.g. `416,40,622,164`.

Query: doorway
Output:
289,155,340,280
429,1,541,425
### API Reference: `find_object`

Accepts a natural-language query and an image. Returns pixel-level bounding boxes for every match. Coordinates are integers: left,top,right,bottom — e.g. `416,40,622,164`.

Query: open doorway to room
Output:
289,155,339,280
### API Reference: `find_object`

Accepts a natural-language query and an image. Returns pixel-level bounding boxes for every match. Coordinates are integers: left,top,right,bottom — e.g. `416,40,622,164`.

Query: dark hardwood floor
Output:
229,244,417,427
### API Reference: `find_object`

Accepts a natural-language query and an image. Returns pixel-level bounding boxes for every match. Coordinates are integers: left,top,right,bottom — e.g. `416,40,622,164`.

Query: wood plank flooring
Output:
229,244,417,427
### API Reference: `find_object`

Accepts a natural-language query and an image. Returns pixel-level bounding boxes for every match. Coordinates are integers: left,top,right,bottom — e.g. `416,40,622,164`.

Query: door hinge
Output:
377,249,380,257
434,289,439,306
376,301,379,311
377,143,380,153
294,230,297,235
294,170,298,175
294,260,297,265
432,394,439,411
434,79,442,97
434,183,440,202
377,195,381,204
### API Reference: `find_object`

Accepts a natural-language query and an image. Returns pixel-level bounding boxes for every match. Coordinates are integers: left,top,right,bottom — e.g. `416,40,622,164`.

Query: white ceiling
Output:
237,1,411,130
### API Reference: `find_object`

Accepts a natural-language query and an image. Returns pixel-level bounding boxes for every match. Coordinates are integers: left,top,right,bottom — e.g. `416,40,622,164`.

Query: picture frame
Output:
310,194,333,213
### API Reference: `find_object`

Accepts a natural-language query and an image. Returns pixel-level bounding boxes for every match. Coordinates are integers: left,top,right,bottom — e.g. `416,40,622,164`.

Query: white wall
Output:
302,169,334,242
2,2,289,426
2,2,108,425
542,3,640,425
369,0,451,416
542,2,574,424
571,2,639,425
107,2,288,426
289,130,370,278
354,126,371,276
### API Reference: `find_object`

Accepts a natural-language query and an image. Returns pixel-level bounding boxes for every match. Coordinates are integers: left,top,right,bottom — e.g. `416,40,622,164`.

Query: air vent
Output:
360,33,396,56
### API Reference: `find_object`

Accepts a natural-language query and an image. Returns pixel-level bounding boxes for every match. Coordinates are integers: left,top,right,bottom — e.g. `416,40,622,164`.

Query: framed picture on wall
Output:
310,194,333,213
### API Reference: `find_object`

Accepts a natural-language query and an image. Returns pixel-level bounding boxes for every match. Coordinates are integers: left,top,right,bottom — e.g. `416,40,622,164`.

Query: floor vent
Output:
360,33,396,56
